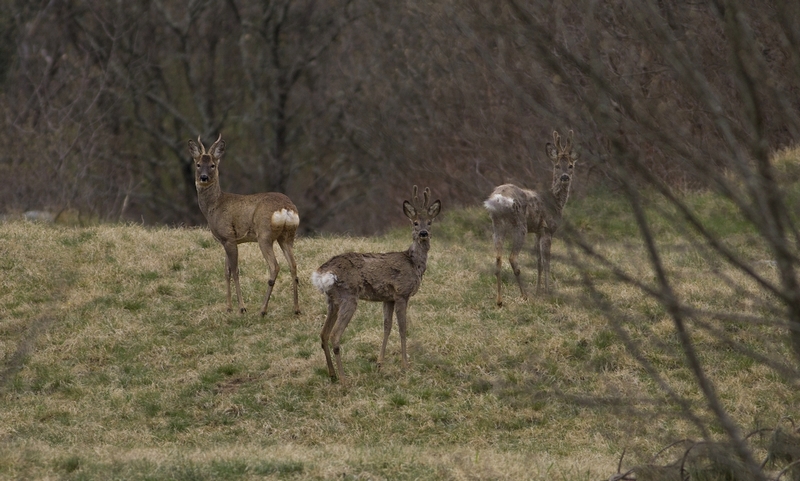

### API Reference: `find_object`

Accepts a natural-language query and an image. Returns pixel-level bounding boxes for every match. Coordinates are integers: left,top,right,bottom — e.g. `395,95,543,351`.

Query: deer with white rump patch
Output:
312,186,442,382
188,134,300,316
484,130,578,306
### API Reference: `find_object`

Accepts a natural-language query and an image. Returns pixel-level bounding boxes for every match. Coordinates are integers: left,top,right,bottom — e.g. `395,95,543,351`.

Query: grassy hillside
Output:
0,186,797,479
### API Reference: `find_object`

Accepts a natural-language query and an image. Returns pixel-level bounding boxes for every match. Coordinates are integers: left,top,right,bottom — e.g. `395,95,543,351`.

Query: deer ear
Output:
427,200,441,219
209,137,225,160
403,200,417,219
569,150,579,162
546,142,558,161
188,140,202,159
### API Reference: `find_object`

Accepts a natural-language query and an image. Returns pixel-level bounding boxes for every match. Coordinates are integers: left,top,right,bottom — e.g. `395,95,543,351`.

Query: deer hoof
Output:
260,310,267,317
294,309,301,315
239,307,247,314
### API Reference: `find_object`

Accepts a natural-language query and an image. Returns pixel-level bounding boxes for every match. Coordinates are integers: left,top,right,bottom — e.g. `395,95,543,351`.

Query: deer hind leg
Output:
509,225,528,301
320,295,340,380
277,236,300,315
257,237,281,316
394,298,410,369
378,301,395,370
492,221,505,307
329,297,358,382
223,242,245,313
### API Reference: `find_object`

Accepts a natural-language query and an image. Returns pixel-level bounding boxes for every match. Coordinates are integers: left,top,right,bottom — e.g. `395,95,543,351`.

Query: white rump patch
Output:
483,193,515,213
311,270,337,293
271,208,300,227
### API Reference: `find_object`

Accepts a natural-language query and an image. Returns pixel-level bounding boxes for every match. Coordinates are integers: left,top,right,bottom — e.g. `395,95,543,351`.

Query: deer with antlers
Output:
484,130,578,306
311,186,442,382
188,134,300,316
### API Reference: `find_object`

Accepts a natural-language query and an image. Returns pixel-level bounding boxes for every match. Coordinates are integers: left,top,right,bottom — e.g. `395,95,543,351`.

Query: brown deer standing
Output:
484,130,578,306
188,134,300,316
311,186,442,382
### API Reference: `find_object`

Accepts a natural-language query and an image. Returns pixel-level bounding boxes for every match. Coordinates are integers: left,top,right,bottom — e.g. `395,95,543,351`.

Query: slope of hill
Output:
1,185,797,479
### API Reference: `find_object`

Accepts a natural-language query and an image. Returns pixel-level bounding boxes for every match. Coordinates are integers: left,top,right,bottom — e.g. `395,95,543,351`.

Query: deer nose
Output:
200,174,209,182
418,229,429,238
560,173,570,182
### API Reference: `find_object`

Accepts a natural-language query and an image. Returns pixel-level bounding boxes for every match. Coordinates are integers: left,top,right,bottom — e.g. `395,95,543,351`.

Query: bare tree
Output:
461,0,800,477
3,0,359,226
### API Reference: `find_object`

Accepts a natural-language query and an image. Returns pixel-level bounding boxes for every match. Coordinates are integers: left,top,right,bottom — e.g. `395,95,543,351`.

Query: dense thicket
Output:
1,0,798,235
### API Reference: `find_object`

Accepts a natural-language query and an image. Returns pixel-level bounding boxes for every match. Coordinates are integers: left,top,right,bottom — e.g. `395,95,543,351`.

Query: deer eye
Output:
414,221,419,226
196,163,200,168
210,164,216,169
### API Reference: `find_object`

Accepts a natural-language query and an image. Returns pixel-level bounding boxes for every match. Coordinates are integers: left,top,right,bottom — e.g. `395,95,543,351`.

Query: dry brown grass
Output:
0,185,797,479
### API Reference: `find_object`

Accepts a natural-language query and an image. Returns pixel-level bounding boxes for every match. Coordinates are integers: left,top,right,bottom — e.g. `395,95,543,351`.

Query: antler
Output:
411,185,431,210
209,133,223,152
196,134,223,155
553,130,575,151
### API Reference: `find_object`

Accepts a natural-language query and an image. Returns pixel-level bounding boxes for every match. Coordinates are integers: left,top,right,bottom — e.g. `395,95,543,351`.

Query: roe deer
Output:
484,130,578,306
311,186,442,382
188,134,300,316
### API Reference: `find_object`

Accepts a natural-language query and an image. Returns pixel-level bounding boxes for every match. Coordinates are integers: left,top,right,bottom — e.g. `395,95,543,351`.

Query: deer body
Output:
189,135,300,316
485,130,577,306
312,186,441,382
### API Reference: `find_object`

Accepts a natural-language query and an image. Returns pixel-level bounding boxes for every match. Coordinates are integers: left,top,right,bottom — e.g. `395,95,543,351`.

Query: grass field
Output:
0,184,798,479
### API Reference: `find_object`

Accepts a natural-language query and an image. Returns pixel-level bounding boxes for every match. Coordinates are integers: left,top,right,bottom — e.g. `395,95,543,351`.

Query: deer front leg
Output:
378,301,395,370
257,238,281,316
320,296,340,380
535,234,543,293
537,234,552,293
223,242,245,313
394,298,410,370
330,297,358,382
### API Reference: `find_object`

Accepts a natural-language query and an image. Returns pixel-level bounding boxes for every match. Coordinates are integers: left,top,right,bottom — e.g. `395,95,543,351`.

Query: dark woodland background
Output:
1,0,798,234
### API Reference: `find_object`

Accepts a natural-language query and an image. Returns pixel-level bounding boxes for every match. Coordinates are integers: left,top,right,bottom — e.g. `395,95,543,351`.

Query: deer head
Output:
545,130,579,189
402,185,441,243
188,134,226,188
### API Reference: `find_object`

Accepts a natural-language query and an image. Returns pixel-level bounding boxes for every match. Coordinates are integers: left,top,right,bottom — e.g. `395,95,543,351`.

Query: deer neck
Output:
196,179,223,217
550,179,571,214
407,238,431,278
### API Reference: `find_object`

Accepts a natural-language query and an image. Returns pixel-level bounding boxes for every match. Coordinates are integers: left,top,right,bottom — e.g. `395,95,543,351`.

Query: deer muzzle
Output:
418,230,429,239
560,173,570,182
199,174,210,183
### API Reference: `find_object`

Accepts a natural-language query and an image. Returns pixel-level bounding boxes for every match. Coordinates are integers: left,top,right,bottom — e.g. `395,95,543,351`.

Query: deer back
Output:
485,184,547,234
318,251,424,302
188,135,299,243
313,185,441,302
